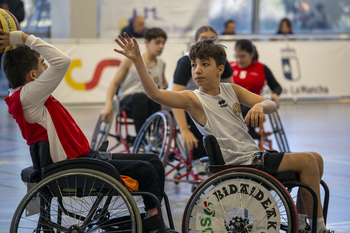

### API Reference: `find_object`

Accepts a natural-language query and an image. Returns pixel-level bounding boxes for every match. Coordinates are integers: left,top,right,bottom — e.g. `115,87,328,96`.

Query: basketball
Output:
0,8,20,53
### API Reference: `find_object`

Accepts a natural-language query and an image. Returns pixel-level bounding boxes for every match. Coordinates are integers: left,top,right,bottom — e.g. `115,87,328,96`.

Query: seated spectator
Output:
222,20,236,35
121,15,145,38
277,18,293,34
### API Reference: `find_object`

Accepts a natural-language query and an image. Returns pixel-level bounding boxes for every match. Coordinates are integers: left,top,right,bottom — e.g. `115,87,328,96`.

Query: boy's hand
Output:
245,103,264,127
100,105,112,122
0,29,11,49
114,33,141,61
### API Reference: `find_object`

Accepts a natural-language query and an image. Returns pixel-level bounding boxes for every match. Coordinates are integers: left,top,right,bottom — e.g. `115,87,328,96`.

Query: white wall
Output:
51,0,98,38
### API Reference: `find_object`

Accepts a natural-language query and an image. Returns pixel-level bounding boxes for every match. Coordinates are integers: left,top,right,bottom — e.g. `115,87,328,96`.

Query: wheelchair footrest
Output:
142,214,160,232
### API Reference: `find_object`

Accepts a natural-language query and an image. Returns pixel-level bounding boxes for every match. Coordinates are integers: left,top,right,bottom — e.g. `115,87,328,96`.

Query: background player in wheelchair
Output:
2,30,177,233
114,33,333,233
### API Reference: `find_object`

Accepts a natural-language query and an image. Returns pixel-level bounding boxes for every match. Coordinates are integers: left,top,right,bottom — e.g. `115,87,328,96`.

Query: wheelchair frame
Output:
91,97,135,153
12,141,175,233
258,111,291,153
132,111,206,191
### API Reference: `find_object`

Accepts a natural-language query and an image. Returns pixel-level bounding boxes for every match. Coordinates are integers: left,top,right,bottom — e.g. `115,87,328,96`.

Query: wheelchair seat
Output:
202,135,300,183
21,141,124,185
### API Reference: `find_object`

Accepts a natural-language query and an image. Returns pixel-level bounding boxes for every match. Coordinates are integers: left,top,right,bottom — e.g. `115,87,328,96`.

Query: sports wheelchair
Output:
132,111,205,191
11,141,175,233
181,135,329,233
91,97,135,153
258,111,290,153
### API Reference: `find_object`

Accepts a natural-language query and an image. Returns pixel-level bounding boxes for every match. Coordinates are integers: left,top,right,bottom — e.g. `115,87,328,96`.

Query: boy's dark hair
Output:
189,40,226,67
144,27,167,41
235,39,255,54
2,44,40,89
194,26,217,41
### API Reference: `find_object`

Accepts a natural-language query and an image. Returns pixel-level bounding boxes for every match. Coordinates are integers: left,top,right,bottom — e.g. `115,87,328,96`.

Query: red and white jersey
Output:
5,35,90,162
231,60,265,95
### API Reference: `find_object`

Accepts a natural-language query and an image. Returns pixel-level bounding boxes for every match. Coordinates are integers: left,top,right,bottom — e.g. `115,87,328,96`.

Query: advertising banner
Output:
51,39,350,103
222,40,350,99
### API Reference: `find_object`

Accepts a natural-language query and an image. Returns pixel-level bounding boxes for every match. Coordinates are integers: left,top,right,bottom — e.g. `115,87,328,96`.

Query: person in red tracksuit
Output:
231,39,282,139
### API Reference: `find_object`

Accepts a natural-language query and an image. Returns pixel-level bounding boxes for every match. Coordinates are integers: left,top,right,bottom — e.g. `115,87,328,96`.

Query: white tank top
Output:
190,83,260,165
118,58,165,100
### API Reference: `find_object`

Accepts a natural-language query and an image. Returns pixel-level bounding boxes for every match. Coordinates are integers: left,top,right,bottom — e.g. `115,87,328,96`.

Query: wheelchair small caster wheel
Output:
174,172,181,185
191,184,198,192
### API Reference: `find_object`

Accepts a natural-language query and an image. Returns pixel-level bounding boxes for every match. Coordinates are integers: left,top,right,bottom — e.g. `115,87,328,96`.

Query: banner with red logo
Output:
51,39,187,103
51,39,350,103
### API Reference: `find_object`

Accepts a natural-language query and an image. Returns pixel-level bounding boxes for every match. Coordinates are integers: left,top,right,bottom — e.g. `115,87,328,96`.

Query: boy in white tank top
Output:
114,33,333,233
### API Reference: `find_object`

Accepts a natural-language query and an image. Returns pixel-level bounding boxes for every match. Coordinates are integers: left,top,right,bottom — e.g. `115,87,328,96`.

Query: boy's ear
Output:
217,64,225,76
26,70,36,81
144,39,150,46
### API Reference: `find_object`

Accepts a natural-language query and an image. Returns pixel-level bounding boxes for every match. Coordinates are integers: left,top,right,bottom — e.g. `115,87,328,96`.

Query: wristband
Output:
9,31,23,48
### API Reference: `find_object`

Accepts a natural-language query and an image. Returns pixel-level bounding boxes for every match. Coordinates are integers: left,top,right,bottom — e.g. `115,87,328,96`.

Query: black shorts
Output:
263,151,285,175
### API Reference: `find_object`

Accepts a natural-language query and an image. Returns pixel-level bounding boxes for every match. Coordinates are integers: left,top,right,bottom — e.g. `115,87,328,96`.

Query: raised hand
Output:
114,33,141,61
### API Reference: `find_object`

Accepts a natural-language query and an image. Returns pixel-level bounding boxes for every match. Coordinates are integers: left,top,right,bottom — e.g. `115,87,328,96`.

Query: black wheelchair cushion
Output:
42,157,124,184
21,166,40,183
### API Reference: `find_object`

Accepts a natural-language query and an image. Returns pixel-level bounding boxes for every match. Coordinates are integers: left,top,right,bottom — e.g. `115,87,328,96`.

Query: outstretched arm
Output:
114,33,192,110
101,58,132,121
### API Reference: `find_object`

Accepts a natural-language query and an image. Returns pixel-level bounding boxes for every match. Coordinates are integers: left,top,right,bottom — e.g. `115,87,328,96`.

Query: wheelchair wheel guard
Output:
182,167,297,233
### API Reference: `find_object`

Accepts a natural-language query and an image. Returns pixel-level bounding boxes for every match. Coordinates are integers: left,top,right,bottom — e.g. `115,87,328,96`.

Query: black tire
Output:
91,100,117,150
182,167,297,233
132,111,173,166
269,111,290,152
11,169,142,233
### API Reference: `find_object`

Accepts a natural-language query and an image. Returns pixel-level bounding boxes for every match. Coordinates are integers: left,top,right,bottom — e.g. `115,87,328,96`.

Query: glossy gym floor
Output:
0,98,350,232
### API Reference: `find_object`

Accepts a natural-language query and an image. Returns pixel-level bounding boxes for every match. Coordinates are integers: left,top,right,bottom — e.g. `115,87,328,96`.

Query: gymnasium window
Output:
209,0,350,35
21,0,51,38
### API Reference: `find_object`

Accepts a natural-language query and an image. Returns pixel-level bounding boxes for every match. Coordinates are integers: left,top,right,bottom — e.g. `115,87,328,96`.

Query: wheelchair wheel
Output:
182,167,297,233
91,100,117,150
11,169,142,233
269,111,290,153
133,111,173,166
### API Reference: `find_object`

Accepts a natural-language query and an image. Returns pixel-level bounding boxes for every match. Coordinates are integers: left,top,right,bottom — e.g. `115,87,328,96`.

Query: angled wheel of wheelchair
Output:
132,111,173,166
182,167,297,233
11,168,142,233
91,100,118,150
268,111,290,152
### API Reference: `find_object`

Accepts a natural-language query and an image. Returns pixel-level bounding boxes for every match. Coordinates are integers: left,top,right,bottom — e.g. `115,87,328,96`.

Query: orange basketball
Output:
0,8,20,53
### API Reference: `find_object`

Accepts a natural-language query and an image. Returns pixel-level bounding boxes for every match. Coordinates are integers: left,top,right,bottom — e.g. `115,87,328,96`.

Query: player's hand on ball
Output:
0,29,10,50
114,33,141,61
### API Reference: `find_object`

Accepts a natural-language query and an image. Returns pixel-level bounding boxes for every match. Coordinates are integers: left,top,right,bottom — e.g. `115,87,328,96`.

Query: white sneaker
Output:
193,159,206,175
319,229,334,233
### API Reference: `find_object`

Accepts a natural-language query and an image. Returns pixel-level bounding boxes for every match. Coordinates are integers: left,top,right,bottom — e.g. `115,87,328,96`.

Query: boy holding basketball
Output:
1,30,177,233
114,33,333,233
